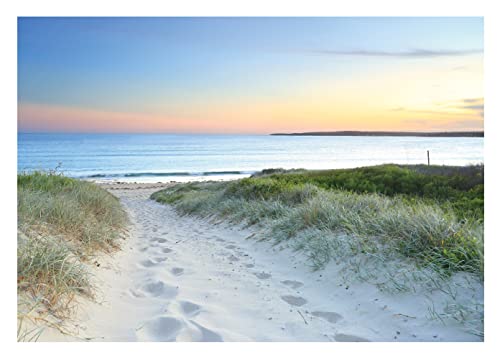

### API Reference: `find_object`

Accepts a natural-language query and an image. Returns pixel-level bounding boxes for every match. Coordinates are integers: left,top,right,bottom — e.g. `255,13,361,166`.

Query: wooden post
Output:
427,150,430,166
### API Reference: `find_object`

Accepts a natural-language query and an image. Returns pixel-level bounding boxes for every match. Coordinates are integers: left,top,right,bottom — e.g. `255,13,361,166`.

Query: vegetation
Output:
152,165,485,336
17,171,127,339
251,164,484,220
152,164,484,277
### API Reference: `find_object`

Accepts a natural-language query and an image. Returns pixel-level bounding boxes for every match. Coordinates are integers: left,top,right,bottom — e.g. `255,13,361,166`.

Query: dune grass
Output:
152,165,484,335
152,164,483,336
152,164,484,277
17,171,127,340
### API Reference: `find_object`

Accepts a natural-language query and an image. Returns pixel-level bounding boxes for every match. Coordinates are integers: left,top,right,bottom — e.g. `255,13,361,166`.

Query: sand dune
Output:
37,183,481,342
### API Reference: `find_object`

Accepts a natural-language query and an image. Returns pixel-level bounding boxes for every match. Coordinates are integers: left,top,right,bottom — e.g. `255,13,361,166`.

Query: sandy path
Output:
41,184,481,342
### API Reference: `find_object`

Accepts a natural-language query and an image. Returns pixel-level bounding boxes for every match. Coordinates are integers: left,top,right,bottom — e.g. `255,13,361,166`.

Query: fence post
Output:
427,150,430,166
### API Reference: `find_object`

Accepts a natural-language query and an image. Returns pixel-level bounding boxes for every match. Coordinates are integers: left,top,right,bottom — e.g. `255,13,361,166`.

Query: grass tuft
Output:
17,171,127,340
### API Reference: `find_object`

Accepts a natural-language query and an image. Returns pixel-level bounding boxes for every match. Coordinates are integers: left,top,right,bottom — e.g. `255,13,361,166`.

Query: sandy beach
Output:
28,182,481,342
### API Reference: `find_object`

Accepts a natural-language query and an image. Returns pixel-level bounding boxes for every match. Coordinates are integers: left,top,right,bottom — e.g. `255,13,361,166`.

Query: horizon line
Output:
18,130,485,136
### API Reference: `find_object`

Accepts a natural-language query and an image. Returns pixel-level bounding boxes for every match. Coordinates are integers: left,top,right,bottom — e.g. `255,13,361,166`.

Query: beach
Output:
15,15,487,349
34,182,482,342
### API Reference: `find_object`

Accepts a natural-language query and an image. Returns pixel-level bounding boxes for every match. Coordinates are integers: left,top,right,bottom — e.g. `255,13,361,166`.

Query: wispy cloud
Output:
463,104,483,110
462,98,483,104
393,98,484,119
453,98,484,117
306,48,483,58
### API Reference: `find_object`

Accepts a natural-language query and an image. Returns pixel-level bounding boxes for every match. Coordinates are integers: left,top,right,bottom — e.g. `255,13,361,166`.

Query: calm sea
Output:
17,133,484,183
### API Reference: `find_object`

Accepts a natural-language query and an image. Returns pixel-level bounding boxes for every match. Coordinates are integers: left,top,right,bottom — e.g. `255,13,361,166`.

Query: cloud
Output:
306,48,483,58
394,98,484,119
454,98,484,117
463,104,484,110
462,98,483,104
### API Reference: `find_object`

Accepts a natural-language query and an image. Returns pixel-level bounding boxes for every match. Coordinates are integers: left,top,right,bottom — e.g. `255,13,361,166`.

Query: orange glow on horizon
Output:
18,100,483,134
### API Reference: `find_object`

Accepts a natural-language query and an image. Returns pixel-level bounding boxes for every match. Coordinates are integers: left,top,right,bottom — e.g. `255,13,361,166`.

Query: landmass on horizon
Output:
270,131,484,137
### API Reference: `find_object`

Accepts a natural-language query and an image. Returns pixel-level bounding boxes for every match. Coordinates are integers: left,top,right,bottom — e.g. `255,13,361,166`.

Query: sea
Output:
17,133,484,183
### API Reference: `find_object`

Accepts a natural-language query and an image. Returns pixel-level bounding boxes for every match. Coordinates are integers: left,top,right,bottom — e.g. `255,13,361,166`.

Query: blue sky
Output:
18,17,484,133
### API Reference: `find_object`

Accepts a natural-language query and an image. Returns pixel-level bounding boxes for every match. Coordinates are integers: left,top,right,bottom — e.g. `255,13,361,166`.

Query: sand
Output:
36,183,482,342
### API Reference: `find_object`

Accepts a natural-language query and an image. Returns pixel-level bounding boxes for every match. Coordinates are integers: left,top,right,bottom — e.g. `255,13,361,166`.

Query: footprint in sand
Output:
225,244,237,250
311,311,343,324
228,255,240,262
140,280,178,298
244,263,255,268
281,280,304,289
136,316,183,342
171,267,184,276
139,259,157,268
161,247,173,254
334,333,370,342
179,301,202,317
129,289,145,298
254,272,272,279
281,295,308,307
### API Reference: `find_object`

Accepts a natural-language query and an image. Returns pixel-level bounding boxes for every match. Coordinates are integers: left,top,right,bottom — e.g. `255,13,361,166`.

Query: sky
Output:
18,17,484,134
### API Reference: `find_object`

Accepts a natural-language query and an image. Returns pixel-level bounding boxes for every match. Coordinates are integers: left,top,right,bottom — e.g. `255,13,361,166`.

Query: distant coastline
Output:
270,131,484,137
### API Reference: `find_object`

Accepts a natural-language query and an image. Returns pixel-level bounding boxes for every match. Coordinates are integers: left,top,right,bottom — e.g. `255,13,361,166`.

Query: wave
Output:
83,170,253,179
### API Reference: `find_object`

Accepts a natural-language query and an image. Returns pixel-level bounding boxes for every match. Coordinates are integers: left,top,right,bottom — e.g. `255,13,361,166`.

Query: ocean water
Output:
17,133,484,183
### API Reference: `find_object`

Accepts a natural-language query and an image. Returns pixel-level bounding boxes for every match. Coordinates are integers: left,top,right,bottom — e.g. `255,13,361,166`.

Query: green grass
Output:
151,164,483,277
17,171,127,339
251,164,484,221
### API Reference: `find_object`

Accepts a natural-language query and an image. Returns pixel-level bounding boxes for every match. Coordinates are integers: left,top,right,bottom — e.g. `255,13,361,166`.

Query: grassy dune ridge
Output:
152,164,484,334
152,164,484,277
251,164,484,220
17,172,127,339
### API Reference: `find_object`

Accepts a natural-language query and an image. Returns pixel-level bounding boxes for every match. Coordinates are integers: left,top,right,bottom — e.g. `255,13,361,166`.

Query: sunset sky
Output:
18,17,484,134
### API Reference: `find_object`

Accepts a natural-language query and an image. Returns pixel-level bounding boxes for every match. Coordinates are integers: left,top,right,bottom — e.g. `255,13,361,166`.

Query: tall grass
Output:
153,182,483,275
17,172,127,340
152,167,484,334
